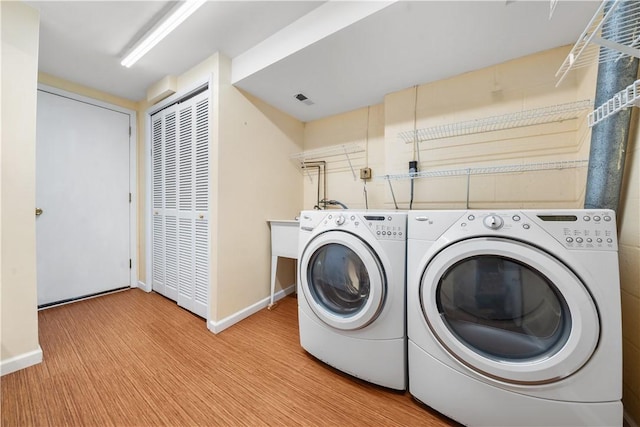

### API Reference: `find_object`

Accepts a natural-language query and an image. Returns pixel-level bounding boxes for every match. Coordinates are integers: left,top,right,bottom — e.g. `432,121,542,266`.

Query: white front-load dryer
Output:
407,210,622,426
297,210,407,390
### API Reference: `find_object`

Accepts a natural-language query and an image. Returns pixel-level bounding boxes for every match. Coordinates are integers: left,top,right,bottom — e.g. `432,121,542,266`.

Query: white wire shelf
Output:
291,142,365,181
290,142,364,163
556,0,640,86
588,79,640,127
397,100,592,144
380,160,589,181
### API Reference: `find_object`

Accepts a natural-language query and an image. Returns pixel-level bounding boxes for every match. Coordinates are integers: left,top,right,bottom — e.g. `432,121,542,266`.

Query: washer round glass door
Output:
420,237,599,385
300,231,386,330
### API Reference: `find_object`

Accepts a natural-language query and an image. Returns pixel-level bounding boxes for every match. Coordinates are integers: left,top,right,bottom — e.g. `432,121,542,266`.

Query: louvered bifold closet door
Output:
163,110,179,301
152,115,165,295
151,90,209,319
193,96,209,317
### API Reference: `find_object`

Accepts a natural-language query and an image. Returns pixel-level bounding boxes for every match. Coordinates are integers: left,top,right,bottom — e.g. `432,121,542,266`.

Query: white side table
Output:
267,220,299,309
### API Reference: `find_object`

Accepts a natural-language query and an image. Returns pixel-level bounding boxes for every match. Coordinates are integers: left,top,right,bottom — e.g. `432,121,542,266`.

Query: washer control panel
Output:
451,210,618,251
532,211,618,250
319,212,407,241
411,210,618,251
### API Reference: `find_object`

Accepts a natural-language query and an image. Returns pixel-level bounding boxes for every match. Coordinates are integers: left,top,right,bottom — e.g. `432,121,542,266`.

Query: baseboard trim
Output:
624,410,638,427
1,346,43,376
137,280,151,292
208,284,296,334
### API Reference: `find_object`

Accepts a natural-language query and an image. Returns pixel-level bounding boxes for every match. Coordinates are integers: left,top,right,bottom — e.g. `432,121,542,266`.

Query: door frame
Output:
37,84,138,292
143,75,212,296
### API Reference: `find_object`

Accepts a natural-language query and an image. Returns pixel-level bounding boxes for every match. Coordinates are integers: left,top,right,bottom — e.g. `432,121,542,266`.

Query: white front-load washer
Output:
297,210,407,390
407,210,622,426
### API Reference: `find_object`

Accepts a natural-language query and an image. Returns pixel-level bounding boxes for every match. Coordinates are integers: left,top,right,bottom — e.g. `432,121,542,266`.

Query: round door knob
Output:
335,215,345,226
483,214,504,230
35,208,43,216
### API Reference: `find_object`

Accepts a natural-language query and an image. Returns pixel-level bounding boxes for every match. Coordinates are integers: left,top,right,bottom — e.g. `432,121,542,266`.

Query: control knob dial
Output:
483,214,504,230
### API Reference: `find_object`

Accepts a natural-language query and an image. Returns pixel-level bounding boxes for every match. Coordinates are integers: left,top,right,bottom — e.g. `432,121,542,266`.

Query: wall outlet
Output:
360,167,372,180
409,160,418,174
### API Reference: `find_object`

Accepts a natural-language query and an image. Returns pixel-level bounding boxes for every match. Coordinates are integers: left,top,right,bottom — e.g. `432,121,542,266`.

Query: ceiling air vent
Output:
295,93,314,106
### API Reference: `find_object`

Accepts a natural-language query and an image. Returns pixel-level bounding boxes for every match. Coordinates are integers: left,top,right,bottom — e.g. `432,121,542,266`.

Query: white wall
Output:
302,104,385,210
384,46,593,210
302,47,595,211
214,55,304,320
0,1,42,375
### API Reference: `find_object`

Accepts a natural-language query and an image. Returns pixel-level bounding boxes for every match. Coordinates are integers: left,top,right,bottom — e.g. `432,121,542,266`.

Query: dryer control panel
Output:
361,213,406,241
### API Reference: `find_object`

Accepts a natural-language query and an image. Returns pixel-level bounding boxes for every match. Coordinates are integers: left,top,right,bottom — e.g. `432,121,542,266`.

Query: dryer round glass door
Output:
300,231,386,330
420,237,600,385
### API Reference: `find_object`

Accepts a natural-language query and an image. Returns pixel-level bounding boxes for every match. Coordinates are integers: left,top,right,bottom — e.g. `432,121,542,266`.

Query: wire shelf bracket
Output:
556,0,640,86
549,0,559,20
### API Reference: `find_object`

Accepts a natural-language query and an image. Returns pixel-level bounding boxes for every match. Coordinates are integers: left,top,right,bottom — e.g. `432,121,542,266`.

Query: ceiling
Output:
28,1,601,122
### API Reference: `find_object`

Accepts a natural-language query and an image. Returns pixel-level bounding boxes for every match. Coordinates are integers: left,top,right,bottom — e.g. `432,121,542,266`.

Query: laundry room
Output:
2,1,639,426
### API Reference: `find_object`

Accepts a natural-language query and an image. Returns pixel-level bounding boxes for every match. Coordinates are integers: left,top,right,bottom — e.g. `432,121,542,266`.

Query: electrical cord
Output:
387,179,399,210
410,178,414,210
363,180,368,209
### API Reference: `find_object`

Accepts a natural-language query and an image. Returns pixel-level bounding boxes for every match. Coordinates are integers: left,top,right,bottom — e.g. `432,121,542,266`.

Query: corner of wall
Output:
1,0,41,371
212,52,303,321
207,285,295,334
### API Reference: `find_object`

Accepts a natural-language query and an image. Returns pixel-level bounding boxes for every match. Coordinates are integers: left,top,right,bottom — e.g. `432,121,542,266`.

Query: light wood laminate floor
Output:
1,289,457,426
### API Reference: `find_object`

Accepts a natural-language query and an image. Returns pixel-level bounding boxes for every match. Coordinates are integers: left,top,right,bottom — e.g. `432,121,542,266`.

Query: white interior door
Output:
36,90,131,307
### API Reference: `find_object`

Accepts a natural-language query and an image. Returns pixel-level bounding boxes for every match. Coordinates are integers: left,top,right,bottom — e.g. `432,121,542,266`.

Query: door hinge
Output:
129,259,132,269
129,192,132,203
129,126,132,136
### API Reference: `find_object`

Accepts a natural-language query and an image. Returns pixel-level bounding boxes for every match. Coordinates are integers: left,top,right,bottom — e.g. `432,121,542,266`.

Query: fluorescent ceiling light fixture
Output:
121,0,207,68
